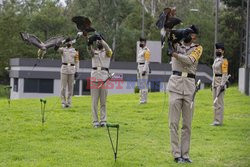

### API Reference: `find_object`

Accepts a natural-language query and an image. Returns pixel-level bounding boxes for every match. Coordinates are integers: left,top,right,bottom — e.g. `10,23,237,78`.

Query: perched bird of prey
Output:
167,25,199,55
165,17,182,29
72,16,95,34
169,27,195,44
72,16,107,47
156,7,182,48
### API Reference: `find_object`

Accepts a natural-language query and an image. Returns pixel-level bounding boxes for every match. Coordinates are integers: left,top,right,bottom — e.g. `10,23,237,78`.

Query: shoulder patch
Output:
75,51,79,62
106,50,113,57
144,50,150,61
222,58,228,74
190,45,203,62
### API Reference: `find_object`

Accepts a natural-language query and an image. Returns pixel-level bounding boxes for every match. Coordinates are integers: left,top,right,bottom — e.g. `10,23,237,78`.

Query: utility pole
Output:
141,0,145,38
239,0,250,96
245,0,250,95
151,0,156,17
246,0,250,69
214,0,219,59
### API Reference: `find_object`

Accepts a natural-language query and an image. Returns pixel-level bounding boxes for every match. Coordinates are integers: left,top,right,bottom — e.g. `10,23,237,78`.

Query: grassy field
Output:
0,84,9,99
0,87,249,167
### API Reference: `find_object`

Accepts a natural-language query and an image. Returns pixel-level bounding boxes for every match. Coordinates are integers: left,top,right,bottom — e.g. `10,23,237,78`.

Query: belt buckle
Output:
97,67,101,70
67,63,71,67
181,72,188,77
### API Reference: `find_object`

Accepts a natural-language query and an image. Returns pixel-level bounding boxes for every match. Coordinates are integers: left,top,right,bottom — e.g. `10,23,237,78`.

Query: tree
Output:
218,1,244,81
222,0,243,7
0,0,241,83
0,0,32,83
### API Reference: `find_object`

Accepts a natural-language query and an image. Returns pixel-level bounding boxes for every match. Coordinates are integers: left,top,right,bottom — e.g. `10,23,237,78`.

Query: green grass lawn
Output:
0,87,249,167
0,84,9,99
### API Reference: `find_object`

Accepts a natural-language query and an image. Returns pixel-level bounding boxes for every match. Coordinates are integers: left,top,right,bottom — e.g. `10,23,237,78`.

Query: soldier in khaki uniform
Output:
211,43,228,126
88,35,112,128
137,37,151,104
167,25,202,163
58,40,79,108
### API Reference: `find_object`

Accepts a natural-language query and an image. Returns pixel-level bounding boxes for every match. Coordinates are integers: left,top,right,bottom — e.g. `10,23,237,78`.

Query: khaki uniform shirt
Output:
90,40,112,81
137,47,151,73
167,42,203,95
59,47,79,75
212,56,228,87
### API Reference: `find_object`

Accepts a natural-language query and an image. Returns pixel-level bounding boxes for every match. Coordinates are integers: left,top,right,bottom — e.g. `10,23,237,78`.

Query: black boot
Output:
174,157,183,163
182,158,192,163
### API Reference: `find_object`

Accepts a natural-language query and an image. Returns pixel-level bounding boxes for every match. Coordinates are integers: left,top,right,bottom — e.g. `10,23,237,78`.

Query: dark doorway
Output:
82,79,90,95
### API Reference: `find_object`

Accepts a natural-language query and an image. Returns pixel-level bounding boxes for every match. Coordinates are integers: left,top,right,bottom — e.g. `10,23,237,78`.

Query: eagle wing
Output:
43,36,65,49
20,32,46,50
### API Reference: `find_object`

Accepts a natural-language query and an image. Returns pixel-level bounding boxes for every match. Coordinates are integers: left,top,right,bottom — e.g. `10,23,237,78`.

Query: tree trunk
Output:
151,0,156,17
112,22,119,62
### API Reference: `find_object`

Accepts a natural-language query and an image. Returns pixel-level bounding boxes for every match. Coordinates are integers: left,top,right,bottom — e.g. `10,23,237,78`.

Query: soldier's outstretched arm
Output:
172,45,203,65
75,51,80,72
101,40,113,57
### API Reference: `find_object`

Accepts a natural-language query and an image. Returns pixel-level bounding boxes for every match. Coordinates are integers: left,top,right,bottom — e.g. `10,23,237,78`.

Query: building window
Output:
82,79,90,95
73,80,80,95
13,78,18,92
24,79,54,93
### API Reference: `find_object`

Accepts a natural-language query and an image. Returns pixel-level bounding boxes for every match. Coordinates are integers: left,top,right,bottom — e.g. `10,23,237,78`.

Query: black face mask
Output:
183,35,192,43
139,43,144,48
97,43,103,50
216,51,222,57
66,43,72,48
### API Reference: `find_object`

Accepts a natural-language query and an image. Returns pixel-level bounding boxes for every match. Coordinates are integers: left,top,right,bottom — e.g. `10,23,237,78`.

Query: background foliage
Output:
0,0,244,83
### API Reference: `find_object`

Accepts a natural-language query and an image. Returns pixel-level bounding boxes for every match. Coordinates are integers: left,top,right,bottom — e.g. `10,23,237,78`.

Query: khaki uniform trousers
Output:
137,69,149,103
169,91,193,159
91,82,108,125
61,73,74,105
213,87,225,125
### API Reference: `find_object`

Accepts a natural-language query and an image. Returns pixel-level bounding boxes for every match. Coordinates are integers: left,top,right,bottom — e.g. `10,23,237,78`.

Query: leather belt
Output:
215,74,222,77
92,67,109,72
139,63,145,65
173,71,195,79
62,63,75,66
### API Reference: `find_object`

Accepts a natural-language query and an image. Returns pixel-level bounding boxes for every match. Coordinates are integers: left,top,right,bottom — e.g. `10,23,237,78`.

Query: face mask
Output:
97,43,103,50
66,43,72,48
139,43,144,48
183,35,192,43
216,51,222,57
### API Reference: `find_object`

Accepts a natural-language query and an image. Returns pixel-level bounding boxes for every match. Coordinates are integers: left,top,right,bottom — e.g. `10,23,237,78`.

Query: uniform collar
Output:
139,46,148,51
65,47,74,50
215,56,223,60
180,42,195,49
95,49,105,53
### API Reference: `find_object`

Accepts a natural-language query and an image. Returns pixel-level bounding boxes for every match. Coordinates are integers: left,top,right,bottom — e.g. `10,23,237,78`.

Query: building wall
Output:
239,67,250,95
9,58,213,99
10,78,61,99
239,68,246,94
